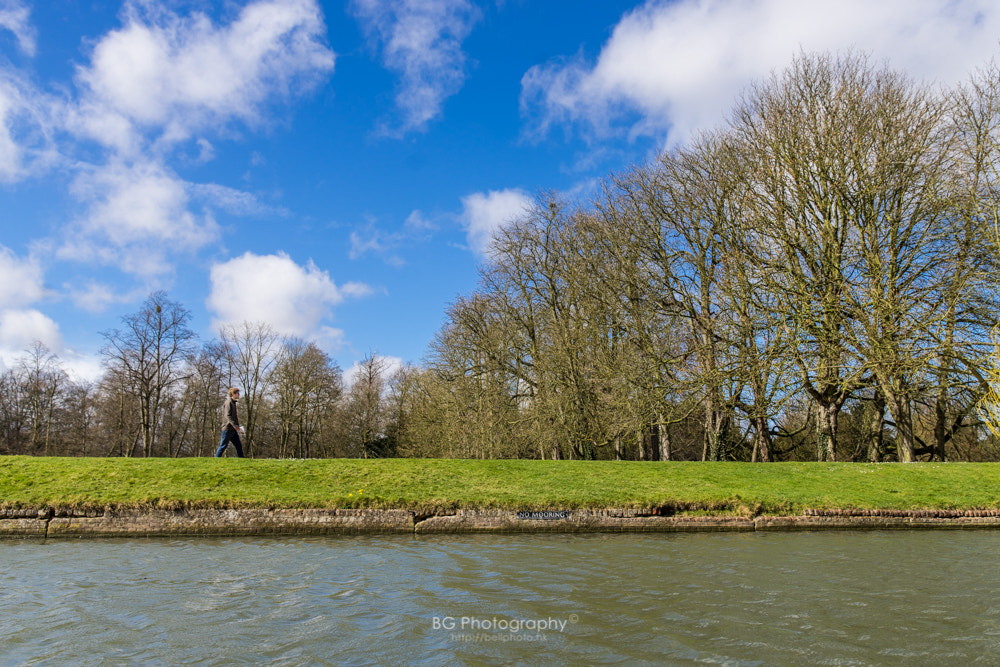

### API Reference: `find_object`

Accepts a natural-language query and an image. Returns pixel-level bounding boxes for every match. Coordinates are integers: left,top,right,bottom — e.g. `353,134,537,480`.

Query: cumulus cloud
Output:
66,281,145,314
0,244,44,308
0,244,60,368
60,164,291,276
0,0,343,365
50,0,335,275
351,0,480,134
208,251,371,338
72,160,212,246
521,0,1000,144
459,188,532,256
72,0,335,150
59,159,218,275
60,352,105,383
0,244,67,370
344,354,403,389
69,282,118,314
0,308,63,369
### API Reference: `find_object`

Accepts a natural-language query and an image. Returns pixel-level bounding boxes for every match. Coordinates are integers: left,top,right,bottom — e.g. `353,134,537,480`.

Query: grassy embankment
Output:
2,456,1000,516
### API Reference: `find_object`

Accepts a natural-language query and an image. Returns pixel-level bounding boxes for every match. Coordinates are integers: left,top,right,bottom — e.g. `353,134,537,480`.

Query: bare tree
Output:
345,353,393,458
62,380,98,457
945,62,1000,458
100,292,196,457
732,53,885,461
219,321,280,458
0,368,27,454
616,137,747,460
272,338,342,458
15,342,66,456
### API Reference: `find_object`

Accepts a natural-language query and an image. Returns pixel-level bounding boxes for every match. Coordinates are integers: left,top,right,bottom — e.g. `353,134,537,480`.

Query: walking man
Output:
216,387,246,458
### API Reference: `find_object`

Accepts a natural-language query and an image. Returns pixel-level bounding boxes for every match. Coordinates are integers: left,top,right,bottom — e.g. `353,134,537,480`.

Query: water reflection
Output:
2,532,998,665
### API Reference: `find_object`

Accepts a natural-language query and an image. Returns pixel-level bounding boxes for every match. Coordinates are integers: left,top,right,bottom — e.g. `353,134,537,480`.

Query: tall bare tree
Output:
346,353,393,458
732,53,883,461
272,338,342,458
16,342,66,456
219,321,280,458
100,292,196,457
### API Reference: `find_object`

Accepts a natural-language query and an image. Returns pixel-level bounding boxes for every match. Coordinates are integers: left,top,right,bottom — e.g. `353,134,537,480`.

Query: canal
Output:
2,531,998,665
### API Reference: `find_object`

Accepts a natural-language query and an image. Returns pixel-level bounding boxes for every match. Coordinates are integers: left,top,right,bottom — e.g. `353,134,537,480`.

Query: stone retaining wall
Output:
3,507,1000,538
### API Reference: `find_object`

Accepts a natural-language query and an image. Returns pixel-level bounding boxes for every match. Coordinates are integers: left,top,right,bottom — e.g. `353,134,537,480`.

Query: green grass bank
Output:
2,457,999,516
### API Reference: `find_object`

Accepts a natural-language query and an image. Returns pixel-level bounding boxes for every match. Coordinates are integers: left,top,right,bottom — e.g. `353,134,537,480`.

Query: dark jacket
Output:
222,396,240,432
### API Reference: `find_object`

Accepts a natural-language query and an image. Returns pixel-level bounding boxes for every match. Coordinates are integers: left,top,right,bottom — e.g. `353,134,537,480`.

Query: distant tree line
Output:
396,52,1000,462
0,292,405,459
4,52,1000,462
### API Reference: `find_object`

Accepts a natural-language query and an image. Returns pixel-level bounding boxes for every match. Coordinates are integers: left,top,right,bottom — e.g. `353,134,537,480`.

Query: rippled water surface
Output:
3,531,1000,665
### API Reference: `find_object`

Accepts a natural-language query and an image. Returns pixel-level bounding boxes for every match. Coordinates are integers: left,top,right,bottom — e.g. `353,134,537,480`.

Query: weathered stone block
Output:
0,518,47,537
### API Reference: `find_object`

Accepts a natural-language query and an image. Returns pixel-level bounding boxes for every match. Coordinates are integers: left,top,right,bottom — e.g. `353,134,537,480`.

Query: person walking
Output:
215,387,246,458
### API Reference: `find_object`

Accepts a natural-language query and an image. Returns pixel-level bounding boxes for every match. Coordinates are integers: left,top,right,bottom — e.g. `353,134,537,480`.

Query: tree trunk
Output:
705,401,720,461
886,390,915,462
933,390,949,462
658,417,671,461
816,402,838,462
867,389,886,463
754,415,771,463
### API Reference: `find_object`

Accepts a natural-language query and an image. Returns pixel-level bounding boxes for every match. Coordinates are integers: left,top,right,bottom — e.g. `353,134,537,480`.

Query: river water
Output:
2,531,999,666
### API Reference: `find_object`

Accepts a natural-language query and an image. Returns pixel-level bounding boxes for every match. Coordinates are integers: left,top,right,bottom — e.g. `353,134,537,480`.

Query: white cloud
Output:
60,164,290,276
404,209,436,230
0,244,44,308
194,138,215,163
0,79,25,180
60,351,105,384
66,281,145,314
0,308,62,369
0,0,36,56
208,251,370,338
348,210,442,266
73,160,208,245
0,243,60,370
48,0,335,276
349,219,409,266
351,0,480,134
0,69,57,182
344,353,403,389
70,282,114,314
459,188,532,256
0,1,45,181
72,0,335,150
190,182,288,217
61,159,218,275
340,281,374,299
521,0,1000,144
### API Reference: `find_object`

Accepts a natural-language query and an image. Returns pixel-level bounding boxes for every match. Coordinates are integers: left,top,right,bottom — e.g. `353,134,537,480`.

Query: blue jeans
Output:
215,428,245,458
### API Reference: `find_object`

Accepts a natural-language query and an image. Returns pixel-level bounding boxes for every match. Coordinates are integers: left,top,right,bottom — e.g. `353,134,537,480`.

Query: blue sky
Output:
1,0,999,380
